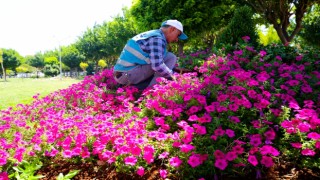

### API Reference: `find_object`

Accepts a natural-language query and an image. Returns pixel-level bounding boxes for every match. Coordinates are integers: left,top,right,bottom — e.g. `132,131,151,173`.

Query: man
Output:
113,19,189,90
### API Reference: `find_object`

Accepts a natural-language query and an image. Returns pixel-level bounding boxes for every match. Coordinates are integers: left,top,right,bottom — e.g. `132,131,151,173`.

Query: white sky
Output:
0,0,133,56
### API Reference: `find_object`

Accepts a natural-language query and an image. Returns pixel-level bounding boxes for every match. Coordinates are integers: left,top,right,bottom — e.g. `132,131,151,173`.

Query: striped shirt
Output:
136,30,173,78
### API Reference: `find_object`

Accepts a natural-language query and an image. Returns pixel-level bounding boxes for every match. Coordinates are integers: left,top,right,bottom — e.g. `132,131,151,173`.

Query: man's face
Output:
166,27,181,43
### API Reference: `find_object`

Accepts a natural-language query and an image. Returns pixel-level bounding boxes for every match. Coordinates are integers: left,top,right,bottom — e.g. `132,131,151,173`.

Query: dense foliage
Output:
0,38,319,179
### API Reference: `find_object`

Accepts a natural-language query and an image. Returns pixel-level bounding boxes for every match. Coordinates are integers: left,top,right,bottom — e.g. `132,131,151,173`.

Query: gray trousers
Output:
114,52,177,89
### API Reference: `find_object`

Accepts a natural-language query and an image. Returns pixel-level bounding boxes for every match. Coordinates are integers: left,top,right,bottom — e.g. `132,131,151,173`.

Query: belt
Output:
114,71,123,78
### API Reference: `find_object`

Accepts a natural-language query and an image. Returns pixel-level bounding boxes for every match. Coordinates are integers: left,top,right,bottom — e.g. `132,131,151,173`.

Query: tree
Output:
1,49,22,80
75,8,136,71
216,5,259,46
0,49,5,80
299,4,320,47
242,0,320,45
26,53,45,78
60,44,85,74
131,0,236,54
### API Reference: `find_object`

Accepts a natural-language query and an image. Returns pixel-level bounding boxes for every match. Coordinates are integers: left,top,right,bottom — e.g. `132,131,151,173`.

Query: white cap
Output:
161,20,188,40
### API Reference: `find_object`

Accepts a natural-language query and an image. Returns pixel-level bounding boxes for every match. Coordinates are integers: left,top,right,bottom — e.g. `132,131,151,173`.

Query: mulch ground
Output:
36,159,320,180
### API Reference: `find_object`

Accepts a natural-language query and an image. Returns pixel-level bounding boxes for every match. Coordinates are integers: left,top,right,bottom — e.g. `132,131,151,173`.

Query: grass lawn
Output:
0,77,81,110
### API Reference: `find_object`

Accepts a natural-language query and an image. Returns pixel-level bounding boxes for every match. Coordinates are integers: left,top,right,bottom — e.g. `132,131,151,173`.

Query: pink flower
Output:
249,134,262,147
214,150,225,159
260,145,280,156
301,149,316,156
143,152,154,164
242,36,250,42
0,172,9,180
214,159,228,170
248,155,258,166
232,145,244,155
297,122,311,133
226,129,235,138
275,55,282,60
259,50,267,57
160,169,167,178
180,144,195,153
169,157,183,168
307,132,320,140
124,156,137,166
131,145,142,156
296,55,303,61
230,116,240,123
193,124,207,135
158,152,169,159
136,166,145,177
226,151,237,161
188,154,203,168
214,127,225,136
260,156,274,167
264,129,276,140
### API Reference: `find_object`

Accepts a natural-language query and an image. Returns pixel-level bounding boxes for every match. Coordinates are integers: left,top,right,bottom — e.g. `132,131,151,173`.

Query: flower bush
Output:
0,38,319,179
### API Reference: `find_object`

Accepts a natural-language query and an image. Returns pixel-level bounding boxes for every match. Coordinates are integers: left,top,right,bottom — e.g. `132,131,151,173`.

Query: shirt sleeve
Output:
145,37,173,78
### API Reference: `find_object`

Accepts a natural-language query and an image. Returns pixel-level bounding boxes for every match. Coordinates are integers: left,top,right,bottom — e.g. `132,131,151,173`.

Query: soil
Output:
36,159,320,180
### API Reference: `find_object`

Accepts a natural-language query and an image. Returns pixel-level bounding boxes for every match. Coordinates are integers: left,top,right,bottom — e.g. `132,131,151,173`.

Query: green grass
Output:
0,77,81,110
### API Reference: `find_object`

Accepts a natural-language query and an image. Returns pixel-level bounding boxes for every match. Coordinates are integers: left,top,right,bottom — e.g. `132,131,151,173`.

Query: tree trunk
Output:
0,62,6,81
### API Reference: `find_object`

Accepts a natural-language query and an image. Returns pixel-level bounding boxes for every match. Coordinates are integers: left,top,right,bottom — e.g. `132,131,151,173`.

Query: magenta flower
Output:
180,144,195,153
307,132,320,140
260,145,280,156
260,156,274,167
124,156,137,166
301,149,316,156
193,124,207,135
169,156,183,168
0,172,9,180
242,35,250,42
158,152,169,159
226,151,237,161
249,134,262,147
226,129,235,138
248,155,258,166
188,154,203,168
264,129,276,140
291,142,302,149
160,169,167,178
259,50,267,57
214,158,228,170
214,150,225,159
136,166,145,177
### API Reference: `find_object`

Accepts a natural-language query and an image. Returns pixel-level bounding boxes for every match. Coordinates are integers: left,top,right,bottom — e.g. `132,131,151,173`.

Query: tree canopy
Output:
242,0,320,45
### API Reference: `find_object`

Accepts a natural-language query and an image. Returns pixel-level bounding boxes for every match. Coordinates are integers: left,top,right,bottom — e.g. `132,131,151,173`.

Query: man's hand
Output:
173,67,193,74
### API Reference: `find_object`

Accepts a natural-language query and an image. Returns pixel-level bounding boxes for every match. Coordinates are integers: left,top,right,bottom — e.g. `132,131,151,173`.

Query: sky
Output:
0,0,133,56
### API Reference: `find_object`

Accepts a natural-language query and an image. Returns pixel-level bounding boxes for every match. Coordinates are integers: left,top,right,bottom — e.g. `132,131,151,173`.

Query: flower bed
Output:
0,40,319,179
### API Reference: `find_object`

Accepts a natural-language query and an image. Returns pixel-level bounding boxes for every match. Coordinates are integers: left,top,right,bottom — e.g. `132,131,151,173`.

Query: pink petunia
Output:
264,129,276,140
260,156,274,167
0,172,9,180
225,129,235,138
291,142,302,149
180,144,195,153
248,155,258,166
158,152,169,159
136,166,145,177
124,156,137,166
214,150,225,159
301,149,316,156
226,151,237,161
160,169,167,178
214,158,228,170
307,132,320,140
169,156,183,168
188,154,202,168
